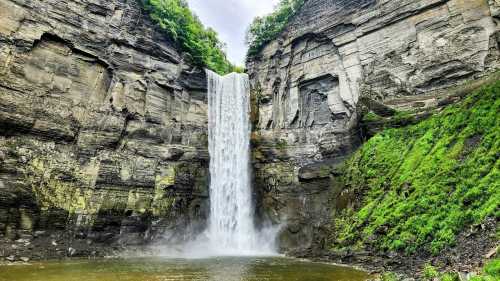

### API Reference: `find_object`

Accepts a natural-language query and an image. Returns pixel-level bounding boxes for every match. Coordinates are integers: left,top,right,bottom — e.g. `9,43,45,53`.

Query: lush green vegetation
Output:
141,0,237,74
362,112,384,123
381,259,500,281
331,80,500,255
475,259,500,280
246,0,305,56
428,260,499,281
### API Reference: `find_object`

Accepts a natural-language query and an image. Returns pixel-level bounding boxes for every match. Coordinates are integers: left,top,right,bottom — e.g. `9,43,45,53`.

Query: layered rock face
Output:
0,0,209,256
248,0,500,253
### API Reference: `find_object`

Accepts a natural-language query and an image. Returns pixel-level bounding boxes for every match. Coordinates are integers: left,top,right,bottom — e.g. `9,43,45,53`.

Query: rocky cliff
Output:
0,0,209,259
247,0,500,253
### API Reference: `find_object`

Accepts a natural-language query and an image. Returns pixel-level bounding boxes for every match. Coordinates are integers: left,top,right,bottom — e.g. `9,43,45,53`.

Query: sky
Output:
187,0,280,66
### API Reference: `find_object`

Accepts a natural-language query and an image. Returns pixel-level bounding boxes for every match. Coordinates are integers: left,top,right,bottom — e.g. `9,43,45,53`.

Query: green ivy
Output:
331,79,500,255
141,0,237,74
246,0,305,57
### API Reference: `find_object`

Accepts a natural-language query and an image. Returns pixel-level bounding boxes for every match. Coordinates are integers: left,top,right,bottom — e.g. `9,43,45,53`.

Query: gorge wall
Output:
0,0,498,263
248,0,500,253
0,0,209,258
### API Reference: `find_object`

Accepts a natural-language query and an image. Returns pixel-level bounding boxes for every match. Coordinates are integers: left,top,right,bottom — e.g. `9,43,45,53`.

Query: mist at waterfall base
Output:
154,71,280,258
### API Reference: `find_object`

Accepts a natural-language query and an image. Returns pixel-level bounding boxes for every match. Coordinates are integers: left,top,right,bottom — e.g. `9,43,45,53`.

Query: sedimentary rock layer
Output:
247,0,500,253
0,0,209,255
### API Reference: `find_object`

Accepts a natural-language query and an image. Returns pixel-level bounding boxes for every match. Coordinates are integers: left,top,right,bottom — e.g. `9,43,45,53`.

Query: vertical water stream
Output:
206,70,275,256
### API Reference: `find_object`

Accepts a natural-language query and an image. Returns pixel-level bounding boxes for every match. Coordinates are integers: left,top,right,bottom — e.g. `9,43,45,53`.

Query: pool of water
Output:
0,257,370,281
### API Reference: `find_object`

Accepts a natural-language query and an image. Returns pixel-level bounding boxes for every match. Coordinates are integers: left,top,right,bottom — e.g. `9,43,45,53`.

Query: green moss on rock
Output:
331,79,500,255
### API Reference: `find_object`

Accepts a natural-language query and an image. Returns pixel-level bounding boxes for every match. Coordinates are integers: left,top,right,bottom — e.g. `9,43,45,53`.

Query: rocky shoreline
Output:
0,216,496,279
291,218,498,279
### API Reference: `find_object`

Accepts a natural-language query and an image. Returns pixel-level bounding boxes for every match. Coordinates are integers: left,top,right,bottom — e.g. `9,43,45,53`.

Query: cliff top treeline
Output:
246,0,305,57
141,0,306,71
141,0,240,74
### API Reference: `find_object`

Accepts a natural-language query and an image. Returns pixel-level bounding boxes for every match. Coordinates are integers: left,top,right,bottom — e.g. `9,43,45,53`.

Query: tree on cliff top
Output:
246,0,305,57
141,0,237,74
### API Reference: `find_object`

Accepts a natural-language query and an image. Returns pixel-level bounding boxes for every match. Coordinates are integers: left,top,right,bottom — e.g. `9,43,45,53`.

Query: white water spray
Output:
154,71,278,258
204,70,277,256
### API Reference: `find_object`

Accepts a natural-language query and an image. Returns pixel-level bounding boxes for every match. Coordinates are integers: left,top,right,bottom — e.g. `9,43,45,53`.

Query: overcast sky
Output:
187,0,280,66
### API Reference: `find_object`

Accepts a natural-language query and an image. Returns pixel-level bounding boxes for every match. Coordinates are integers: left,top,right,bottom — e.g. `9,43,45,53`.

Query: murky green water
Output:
0,257,370,281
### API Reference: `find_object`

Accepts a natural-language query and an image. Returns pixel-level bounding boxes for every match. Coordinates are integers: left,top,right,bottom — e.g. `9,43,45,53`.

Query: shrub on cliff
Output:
331,79,500,255
141,0,236,74
246,0,305,57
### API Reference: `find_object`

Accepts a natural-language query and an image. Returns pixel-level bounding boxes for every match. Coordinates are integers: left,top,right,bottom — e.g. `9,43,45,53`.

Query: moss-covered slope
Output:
331,80,500,256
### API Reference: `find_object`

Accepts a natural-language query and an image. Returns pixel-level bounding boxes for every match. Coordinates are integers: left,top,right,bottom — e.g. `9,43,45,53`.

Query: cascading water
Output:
205,70,276,256
155,71,278,258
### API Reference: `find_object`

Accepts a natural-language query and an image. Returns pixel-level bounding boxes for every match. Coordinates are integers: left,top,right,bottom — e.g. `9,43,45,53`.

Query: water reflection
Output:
207,257,262,281
0,257,370,281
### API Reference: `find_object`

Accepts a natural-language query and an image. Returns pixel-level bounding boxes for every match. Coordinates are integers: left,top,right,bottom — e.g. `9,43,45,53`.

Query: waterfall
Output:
155,70,278,258
205,70,276,256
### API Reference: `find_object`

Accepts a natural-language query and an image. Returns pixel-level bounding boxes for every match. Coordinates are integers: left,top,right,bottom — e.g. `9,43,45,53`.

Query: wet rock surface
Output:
248,0,500,255
0,0,209,257
302,217,499,279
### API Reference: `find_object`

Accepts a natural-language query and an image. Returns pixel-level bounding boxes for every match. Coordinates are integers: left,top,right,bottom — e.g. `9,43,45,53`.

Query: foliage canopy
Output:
141,0,237,74
246,0,305,57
